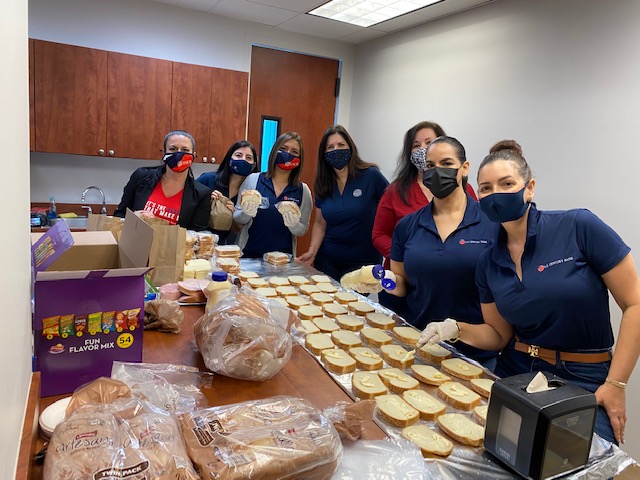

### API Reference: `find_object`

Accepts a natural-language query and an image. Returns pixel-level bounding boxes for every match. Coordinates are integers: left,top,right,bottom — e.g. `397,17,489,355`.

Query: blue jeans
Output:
496,348,615,444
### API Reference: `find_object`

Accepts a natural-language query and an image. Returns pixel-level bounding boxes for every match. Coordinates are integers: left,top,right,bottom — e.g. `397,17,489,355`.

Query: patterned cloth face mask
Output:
410,147,428,171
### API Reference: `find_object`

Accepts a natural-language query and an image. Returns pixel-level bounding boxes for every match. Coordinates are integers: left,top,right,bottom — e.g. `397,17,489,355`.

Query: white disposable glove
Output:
282,210,301,228
241,200,259,218
417,319,460,347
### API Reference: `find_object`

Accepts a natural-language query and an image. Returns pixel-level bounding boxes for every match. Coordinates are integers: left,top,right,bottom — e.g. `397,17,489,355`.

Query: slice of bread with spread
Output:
437,381,482,410
352,371,387,399
305,333,335,355
440,358,483,380
402,389,447,421
312,317,340,333
402,424,454,458
365,312,395,330
321,348,356,374
470,378,494,398
474,405,488,426
380,344,415,369
348,347,383,371
392,326,421,345
322,303,348,318
375,394,420,428
335,314,364,331
437,413,485,447
410,365,452,386
331,329,362,350
378,368,420,393
416,342,452,363
360,327,393,347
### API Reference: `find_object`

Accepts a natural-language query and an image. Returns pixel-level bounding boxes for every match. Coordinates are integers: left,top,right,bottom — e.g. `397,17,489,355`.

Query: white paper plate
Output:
39,396,71,438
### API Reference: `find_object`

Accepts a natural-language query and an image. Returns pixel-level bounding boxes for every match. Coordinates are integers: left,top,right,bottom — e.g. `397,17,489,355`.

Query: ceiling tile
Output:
209,0,298,26
247,0,328,13
338,27,389,44
150,0,220,11
370,10,435,32
277,13,363,38
415,0,494,20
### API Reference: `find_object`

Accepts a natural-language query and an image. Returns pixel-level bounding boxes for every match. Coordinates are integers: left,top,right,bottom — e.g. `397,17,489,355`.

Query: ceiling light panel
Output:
309,0,441,26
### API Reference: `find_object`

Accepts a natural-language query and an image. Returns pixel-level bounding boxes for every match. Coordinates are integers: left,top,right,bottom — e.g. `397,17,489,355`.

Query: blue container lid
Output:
211,271,228,282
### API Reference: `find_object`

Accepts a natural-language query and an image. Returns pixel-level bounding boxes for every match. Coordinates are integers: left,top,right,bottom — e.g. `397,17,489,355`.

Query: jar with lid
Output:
205,271,232,311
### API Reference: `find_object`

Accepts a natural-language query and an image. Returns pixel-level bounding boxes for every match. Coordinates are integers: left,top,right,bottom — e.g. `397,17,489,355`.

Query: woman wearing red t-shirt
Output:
372,121,477,314
115,130,212,230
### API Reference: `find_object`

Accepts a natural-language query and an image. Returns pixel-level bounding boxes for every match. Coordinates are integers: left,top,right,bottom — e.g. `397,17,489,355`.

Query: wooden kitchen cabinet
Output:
32,40,172,160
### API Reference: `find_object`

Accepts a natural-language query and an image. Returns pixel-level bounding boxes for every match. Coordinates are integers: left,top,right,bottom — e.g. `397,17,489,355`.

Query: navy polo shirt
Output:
316,167,388,264
391,195,499,332
244,173,303,258
196,172,218,192
476,205,630,350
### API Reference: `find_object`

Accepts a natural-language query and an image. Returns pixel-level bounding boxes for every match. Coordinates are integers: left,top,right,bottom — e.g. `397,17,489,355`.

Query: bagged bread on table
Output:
195,231,217,259
179,396,343,480
185,230,198,261
144,298,184,333
194,287,294,381
45,393,199,480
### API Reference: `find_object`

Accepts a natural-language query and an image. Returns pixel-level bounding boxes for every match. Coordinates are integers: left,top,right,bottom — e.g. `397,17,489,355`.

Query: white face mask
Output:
410,147,428,171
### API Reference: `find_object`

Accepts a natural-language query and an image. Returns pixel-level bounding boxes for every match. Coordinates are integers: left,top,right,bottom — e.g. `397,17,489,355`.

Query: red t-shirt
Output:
372,178,478,267
144,183,183,225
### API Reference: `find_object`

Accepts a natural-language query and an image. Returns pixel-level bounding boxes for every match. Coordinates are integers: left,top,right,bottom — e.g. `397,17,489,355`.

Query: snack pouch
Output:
88,312,102,334
74,314,87,335
42,316,60,338
127,308,141,330
59,314,75,337
115,311,127,331
101,311,116,333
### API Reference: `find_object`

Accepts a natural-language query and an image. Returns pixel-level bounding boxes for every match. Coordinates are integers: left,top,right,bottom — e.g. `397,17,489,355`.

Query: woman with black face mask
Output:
114,130,212,231
384,136,500,371
297,125,388,281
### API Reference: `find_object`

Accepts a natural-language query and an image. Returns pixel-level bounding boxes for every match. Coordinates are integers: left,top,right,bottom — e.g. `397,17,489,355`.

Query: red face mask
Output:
275,150,300,170
163,151,194,172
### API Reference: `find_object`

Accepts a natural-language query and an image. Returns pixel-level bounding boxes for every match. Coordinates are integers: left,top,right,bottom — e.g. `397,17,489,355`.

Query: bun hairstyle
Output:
479,139,532,183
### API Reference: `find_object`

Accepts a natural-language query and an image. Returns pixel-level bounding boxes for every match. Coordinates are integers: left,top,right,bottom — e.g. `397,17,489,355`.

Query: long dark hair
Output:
266,132,304,186
314,125,377,199
393,121,445,204
214,140,258,193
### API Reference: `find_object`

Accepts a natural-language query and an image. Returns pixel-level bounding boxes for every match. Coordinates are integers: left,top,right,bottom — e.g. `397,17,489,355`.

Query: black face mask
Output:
423,167,460,199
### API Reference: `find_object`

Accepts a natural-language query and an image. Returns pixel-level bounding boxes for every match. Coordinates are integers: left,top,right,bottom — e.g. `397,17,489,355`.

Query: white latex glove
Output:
417,319,460,347
282,211,301,228
241,200,259,218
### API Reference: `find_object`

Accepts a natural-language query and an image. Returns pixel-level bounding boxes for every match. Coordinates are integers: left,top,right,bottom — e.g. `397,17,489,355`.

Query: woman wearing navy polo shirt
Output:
387,136,500,370
297,125,388,281
196,140,258,243
234,132,312,258
419,140,640,444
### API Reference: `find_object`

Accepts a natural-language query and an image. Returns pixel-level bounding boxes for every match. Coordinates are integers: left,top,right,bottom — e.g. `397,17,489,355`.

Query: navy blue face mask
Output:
479,185,530,223
325,149,351,170
229,159,254,177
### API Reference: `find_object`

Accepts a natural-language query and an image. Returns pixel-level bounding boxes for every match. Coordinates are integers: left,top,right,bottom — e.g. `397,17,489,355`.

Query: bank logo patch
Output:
537,256,574,273
353,189,363,197
459,239,489,245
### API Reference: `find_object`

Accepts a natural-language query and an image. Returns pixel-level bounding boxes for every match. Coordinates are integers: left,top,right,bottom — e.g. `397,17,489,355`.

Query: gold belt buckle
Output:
528,345,540,358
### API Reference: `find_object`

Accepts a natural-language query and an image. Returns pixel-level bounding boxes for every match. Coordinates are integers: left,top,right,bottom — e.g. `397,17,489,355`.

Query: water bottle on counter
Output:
47,196,57,221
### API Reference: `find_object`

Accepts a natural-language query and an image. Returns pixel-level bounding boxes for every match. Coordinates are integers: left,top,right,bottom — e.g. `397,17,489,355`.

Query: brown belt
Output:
514,341,611,365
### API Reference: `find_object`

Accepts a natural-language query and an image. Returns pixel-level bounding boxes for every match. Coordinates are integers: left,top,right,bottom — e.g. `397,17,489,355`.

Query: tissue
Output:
525,371,556,393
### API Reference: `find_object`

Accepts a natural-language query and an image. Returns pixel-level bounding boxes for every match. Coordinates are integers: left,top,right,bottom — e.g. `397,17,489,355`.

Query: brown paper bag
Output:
86,213,124,236
209,196,233,231
147,223,186,286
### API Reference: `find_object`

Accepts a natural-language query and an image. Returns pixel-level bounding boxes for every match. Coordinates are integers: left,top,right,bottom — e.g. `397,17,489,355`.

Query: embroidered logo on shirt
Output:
353,189,363,197
458,239,489,245
537,256,574,272
282,196,300,205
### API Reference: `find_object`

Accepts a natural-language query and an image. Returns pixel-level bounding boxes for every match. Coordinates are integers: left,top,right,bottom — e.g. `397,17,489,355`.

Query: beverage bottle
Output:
48,196,57,220
205,271,232,311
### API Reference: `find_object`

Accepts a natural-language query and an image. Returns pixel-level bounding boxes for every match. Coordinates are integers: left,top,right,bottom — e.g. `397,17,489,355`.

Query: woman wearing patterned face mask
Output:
419,140,640,445
385,136,499,370
234,132,312,258
197,140,258,243
297,125,388,281
114,130,212,230
372,121,478,315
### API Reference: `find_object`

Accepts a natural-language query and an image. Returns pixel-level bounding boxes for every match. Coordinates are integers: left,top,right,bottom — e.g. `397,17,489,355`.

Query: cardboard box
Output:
31,210,154,397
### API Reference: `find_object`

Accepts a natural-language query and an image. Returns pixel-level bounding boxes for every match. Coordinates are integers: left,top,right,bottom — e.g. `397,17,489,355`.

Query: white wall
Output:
28,0,355,204
1,0,33,477
349,0,640,459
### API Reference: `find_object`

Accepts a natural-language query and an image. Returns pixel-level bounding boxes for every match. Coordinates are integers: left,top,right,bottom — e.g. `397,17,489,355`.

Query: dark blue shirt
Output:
315,167,388,264
195,171,238,244
196,172,218,192
476,205,629,350
244,173,303,258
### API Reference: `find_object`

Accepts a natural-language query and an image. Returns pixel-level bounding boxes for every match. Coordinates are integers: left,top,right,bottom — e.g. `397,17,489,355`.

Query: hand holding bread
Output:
277,201,301,227
418,318,460,347
240,189,262,217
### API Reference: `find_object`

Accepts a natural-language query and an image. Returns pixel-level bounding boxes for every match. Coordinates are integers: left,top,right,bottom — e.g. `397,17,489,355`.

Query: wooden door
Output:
33,40,108,155
171,62,213,163
248,46,339,254
107,52,172,160
29,39,35,151
209,68,249,164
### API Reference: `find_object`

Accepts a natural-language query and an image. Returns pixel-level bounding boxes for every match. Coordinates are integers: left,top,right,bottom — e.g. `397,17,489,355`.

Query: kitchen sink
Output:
49,217,88,229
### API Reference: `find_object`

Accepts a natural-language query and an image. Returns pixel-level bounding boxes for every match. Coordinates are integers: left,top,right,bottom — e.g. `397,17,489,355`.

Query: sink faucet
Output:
81,186,107,215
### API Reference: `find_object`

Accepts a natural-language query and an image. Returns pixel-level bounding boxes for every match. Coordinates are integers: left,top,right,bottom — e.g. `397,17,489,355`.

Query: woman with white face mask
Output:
418,139,640,445
115,130,212,231
385,136,500,370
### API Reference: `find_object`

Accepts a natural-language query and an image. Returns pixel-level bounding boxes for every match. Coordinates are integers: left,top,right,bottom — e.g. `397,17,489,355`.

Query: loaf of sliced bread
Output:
375,394,420,428
437,413,485,447
473,405,488,426
285,296,310,310
437,382,481,410
331,329,362,350
470,378,494,398
309,293,334,305
322,303,348,318
402,424,454,458
305,333,335,355
348,347,383,370
349,301,375,315
297,305,323,320
268,276,290,287
321,348,357,374
410,365,452,386
247,277,269,289
440,358,483,380
334,291,358,304
316,283,338,293
310,274,332,284
360,327,393,347
380,344,415,369
335,314,364,331
416,342,452,363
402,389,447,421
392,326,421,345
312,317,340,333
365,312,396,330
297,320,320,335
254,287,278,298
299,284,322,295
288,275,310,286
378,368,420,393
275,286,298,297
352,371,387,399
